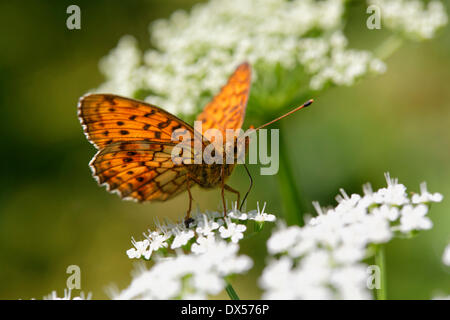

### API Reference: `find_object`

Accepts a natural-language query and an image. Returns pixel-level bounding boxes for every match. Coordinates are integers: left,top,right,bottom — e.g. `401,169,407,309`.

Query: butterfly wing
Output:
78,93,200,149
78,94,199,202
90,141,189,202
196,62,251,140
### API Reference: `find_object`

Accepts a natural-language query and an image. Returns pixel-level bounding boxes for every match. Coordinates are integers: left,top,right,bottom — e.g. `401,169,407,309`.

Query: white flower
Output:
329,265,372,300
369,0,448,40
118,204,275,299
432,295,450,300
412,182,444,204
267,224,302,255
205,240,253,275
195,214,221,237
287,230,317,257
116,237,252,300
191,235,216,254
248,202,276,222
259,257,297,299
97,35,142,97
373,173,409,206
335,190,362,212
148,232,170,252
442,244,450,267
362,215,392,244
309,43,385,90
44,289,92,300
95,0,396,117
190,272,224,295
399,204,433,232
260,173,442,300
219,218,247,243
126,239,150,259
228,210,248,221
332,244,366,264
126,204,275,261
171,227,195,249
227,202,248,220
372,204,400,221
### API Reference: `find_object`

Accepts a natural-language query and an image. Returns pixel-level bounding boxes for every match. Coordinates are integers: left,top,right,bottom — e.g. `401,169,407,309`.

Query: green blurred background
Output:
0,0,449,299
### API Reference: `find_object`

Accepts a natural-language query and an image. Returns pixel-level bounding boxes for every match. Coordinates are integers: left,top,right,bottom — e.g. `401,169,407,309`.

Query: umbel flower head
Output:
443,243,450,267
43,289,92,300
369,0,448,40
95,0,447,119
96,0,381,117
117,203,275,300
259,173,443,299
126,202,275,260
34,175,443,300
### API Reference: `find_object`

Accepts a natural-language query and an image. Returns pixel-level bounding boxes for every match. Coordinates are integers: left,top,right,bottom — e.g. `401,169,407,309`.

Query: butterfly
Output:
78,62,313,222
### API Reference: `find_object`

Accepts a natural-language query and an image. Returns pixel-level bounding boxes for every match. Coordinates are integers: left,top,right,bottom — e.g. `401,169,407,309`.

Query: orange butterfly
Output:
78,63,312,222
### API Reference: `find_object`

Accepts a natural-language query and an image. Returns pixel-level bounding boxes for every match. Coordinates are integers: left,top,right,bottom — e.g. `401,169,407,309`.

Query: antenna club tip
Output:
304,99,314,107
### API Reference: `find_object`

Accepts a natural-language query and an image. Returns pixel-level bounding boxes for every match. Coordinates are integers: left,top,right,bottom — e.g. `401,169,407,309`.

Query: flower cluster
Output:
95,0,447,118
43,289,92,300
126,202,275,260
98,35,142,98
432,245,450,300
117,203,275,299
370,0,448,40
443,243,450,267
96,0,395,116
259,173,443,299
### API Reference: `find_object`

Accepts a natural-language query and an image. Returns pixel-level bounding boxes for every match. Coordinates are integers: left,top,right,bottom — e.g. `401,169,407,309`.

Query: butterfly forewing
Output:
196,62,251,140
78,94,199,149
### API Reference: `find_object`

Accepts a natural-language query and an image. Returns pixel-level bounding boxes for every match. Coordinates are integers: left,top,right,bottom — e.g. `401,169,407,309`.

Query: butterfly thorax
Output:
187,163,236,189
187,137,248,188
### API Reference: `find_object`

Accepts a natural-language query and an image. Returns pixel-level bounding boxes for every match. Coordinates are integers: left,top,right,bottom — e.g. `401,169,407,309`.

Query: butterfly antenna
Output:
255,99,314,131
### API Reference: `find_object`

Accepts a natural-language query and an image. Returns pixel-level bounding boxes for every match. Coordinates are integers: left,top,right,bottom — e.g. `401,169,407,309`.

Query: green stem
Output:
375,35,404,60
225,280,240,300
277,127,309,226
375,245,387,300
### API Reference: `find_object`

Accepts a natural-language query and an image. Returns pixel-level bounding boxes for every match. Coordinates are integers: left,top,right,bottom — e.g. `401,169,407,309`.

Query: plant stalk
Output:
375,35,404,60
277,127,309,226
225,280,240,300
375,245,387,300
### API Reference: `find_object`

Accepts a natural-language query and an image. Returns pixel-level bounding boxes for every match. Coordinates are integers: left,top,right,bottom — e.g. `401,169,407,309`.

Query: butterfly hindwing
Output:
90,141,189,202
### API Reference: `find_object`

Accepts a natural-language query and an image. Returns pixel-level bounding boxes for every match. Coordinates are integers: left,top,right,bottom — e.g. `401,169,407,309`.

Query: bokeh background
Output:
0,0,449,299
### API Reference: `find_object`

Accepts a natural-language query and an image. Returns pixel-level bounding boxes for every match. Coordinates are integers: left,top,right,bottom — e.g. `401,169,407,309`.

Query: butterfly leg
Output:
224,184,240,211
184,176,194,227
220,166,227,216
240,164,253,211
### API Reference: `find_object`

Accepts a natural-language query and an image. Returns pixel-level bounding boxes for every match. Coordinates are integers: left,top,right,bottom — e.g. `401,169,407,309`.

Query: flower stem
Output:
225,280,240,300
375,245,387,300
375,35,403,60
277,130,309,226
